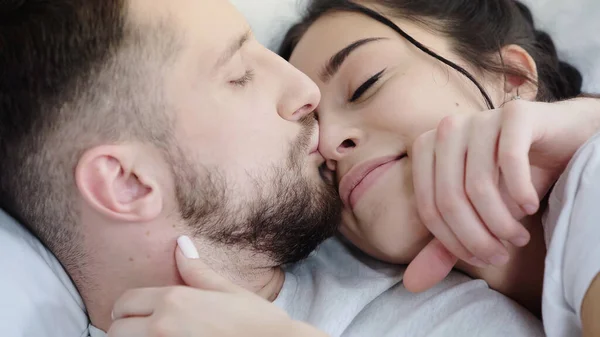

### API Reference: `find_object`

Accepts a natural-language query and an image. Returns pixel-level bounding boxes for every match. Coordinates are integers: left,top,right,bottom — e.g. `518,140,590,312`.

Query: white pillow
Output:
0,210,88,337
521,0,600,93
231,0,308,51
232,0,600,93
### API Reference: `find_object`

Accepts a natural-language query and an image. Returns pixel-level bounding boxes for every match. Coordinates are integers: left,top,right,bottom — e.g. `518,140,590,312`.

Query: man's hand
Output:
108,236,328,337
405,98,600,293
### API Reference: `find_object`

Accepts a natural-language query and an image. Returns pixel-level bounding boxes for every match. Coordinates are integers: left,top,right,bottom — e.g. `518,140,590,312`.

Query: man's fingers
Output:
176,236,245,294
404,239,457,293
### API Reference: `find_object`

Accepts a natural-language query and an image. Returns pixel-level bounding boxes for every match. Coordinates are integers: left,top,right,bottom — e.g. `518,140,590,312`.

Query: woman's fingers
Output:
434,116,509,266
112,288,167,321
465,113,530,247
412,130,481,267
497,104,540,215
108,317,149,337
412,106,544,279
175,236,247,295
404,239,458,293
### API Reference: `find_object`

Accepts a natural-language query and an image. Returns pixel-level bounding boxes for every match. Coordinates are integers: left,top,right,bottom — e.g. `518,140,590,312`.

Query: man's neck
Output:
194,242,287,300
76,248,286,332
456,212,547,317
253,267,286,301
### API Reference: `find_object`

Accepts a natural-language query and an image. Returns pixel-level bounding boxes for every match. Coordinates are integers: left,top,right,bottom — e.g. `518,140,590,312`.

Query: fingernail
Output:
111,310,115,321
511,235,530,247
468,257,488,268
523,204,538,215
177,236,199,259
490,253,509,266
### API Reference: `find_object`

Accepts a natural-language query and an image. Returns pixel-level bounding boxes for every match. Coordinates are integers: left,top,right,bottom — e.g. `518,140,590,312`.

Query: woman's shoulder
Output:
545,129,600,242
543,130,600,336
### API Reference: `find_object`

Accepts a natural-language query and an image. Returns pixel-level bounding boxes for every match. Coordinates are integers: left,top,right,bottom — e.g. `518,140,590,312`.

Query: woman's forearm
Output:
582,272,600,337
566,96,600,146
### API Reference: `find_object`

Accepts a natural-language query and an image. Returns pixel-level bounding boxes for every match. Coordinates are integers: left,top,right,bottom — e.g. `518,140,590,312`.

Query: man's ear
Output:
75,145,163,222
500,44,539,101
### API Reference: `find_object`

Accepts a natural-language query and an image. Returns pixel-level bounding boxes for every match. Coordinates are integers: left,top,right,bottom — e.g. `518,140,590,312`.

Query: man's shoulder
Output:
0,209,88,337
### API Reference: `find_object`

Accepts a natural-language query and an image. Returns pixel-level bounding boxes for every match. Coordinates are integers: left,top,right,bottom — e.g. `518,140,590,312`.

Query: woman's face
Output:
289,10,508,263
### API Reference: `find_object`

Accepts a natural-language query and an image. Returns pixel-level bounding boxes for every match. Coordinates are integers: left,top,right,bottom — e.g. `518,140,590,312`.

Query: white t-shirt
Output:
273,237,544,337
542,131,600,337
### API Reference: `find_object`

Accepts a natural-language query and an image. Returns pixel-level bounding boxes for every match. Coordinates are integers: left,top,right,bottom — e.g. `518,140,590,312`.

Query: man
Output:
0,0,339,333
0,0,546,336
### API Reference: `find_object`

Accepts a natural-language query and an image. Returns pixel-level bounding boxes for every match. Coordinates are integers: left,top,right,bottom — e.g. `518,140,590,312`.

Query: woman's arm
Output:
582,273,600,337
405,97,600,293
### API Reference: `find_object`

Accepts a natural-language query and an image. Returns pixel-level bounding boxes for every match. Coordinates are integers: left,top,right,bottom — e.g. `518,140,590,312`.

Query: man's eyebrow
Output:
319,37,387,83
215,29,252,69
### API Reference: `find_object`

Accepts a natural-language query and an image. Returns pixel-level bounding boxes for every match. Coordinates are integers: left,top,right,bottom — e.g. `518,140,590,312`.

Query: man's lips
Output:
310,142,319,154
338,155,404,209
309,127,319,154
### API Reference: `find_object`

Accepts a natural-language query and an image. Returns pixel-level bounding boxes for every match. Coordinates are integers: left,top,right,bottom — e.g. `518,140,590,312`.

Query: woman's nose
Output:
318,129,360,161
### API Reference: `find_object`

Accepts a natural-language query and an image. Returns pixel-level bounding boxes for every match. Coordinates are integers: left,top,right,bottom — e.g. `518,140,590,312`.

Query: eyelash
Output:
230,69,255,87
350,68,386,103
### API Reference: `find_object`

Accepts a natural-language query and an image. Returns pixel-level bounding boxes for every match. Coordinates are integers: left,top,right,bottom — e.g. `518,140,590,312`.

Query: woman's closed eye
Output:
349,68,386,103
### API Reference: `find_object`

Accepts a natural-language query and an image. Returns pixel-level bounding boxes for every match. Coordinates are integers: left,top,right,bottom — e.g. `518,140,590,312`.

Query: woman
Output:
280,0,600,335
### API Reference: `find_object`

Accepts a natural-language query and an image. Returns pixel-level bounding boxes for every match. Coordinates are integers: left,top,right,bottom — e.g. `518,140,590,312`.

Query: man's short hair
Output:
0,0,176,269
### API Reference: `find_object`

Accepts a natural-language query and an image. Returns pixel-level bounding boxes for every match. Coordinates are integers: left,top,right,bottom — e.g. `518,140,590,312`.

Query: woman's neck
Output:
456,212,547,317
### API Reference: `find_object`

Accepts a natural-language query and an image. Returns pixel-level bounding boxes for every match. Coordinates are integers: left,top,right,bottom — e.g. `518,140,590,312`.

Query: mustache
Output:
298,112,339,188
299,112,317,128
298,112,317,146
288,113,317,168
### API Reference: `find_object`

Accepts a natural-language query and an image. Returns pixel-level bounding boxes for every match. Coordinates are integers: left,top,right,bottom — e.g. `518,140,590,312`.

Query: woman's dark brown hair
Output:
279,0,583,104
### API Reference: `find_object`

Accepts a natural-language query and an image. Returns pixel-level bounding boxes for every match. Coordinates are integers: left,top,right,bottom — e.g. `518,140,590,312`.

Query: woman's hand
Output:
108,236,328,337
404,98,600,293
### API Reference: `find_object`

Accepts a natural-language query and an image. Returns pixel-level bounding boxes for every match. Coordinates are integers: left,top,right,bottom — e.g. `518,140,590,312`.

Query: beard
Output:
169,118,342,265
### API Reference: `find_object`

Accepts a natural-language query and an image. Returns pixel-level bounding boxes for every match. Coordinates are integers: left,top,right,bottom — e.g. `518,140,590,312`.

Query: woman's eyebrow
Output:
319,37,387,83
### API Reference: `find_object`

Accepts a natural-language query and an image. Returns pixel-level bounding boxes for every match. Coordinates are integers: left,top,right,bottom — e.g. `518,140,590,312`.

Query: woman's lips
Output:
339,155,404,210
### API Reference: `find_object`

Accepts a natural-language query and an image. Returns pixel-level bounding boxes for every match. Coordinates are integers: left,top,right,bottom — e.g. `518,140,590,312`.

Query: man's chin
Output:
175,155,341,267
